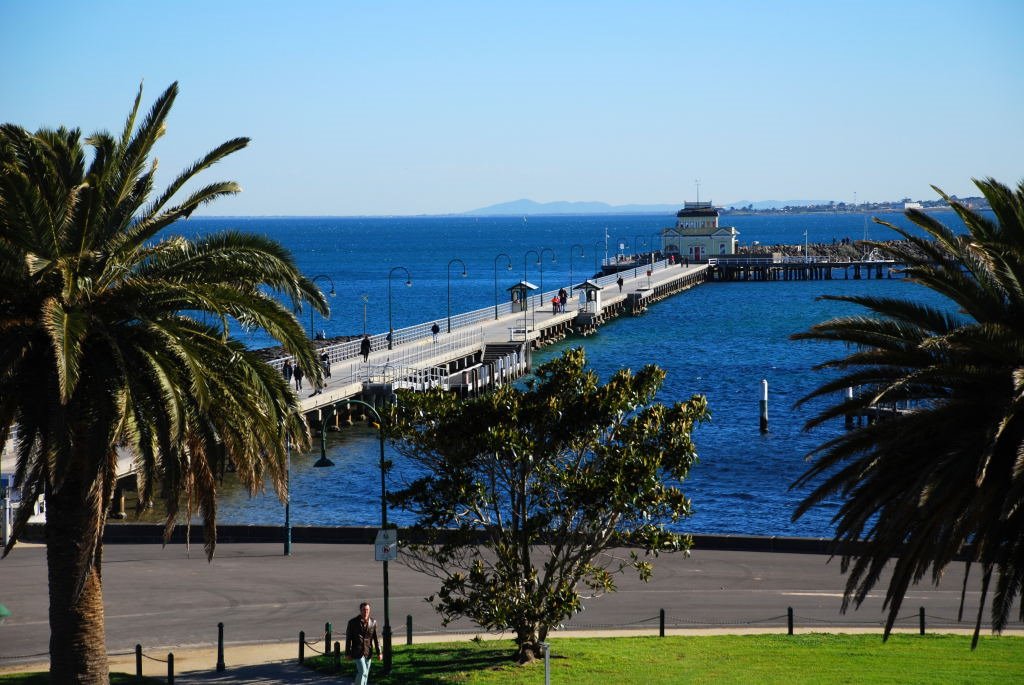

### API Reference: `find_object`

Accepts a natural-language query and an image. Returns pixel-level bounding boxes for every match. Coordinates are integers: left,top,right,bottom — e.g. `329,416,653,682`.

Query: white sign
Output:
374,529,398,561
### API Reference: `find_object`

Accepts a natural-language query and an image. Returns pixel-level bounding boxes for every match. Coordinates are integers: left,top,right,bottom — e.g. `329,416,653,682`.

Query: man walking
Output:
360,334,372,362
346,601,381,685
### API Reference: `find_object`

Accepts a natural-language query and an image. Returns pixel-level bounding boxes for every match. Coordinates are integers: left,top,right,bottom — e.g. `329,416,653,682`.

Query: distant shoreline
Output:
190,206,980,221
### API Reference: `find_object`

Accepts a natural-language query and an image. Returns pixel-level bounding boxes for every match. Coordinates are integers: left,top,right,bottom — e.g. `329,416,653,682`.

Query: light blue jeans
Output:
354,655,372,685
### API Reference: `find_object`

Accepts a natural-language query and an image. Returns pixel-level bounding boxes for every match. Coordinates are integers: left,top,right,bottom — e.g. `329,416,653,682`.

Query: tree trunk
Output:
46,479,110,684
514,624,542,663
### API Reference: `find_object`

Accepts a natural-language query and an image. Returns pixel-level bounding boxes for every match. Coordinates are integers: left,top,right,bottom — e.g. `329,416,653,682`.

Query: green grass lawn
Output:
310,634,1024,684
0,675,160,684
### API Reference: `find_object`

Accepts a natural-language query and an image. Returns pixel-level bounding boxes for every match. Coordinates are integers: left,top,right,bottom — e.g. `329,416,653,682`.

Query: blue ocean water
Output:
199,211,962,537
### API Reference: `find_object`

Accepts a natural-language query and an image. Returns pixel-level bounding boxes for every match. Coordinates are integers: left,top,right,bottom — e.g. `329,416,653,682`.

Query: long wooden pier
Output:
285,259,709,430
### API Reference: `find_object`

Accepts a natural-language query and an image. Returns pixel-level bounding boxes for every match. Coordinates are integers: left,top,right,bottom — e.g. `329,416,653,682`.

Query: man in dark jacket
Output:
345,601,381,684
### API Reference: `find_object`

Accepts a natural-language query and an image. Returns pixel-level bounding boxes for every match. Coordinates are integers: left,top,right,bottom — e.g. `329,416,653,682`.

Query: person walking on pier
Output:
431,321,440,342
293,363,304,391
283,360,293,384
617,275,624,292
345,601,381,685
360,334,371,362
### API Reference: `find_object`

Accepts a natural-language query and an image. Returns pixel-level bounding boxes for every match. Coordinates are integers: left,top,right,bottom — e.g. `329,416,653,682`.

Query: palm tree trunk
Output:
46,478,109,684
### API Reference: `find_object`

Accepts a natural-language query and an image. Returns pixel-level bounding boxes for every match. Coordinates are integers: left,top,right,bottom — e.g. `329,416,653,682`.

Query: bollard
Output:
135,644,142,679
919,606,925,635
333,641,341,672
787,607,794,635
759,379,769,433
298,630,305,664
407,614,413,645
325,621,332,654
216,621,226,671
167,652,174,685
659,608,665,637
541,641,551,685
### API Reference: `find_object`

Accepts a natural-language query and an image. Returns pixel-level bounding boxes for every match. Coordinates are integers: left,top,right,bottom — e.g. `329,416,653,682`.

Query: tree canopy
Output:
791,178,1024,647
385,347,708,661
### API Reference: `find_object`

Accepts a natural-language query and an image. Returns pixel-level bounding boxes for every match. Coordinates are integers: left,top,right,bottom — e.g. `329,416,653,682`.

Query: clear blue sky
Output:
2,1,1021,216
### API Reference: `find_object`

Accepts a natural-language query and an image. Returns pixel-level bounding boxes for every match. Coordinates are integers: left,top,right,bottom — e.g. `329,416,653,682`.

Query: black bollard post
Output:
333,641,341,672
216,621,226,671
407,614,413,645
919,606,925,635
787,607,794,635
659,608,665,637
299,631,305,664
134,644,142,679
325,621,332,654
167,652,174,685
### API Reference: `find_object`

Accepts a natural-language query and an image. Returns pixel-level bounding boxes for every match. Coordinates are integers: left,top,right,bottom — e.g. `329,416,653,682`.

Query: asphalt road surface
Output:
0,540,1001,666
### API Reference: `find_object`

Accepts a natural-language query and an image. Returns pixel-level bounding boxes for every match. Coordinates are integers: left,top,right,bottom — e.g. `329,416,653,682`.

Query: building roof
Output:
667,226,739,237
676,201,719,218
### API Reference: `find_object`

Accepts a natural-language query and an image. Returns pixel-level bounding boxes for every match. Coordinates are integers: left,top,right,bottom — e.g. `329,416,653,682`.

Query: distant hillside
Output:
464,199,678,216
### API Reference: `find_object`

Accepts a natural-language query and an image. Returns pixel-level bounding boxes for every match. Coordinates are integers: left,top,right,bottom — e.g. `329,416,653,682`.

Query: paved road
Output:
0,540,997,673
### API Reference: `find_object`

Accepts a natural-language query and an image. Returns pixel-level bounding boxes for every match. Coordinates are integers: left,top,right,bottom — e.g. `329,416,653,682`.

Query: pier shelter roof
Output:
507,280,538,292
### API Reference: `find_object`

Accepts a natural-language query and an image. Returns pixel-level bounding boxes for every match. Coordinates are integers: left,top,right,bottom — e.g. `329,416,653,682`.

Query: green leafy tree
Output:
791,178,1024,647
0,83,326,683
386,347,708,662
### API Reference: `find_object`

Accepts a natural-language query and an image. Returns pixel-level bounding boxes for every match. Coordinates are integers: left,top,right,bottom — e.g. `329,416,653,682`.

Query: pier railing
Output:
293,327,486,387
268,259,675,372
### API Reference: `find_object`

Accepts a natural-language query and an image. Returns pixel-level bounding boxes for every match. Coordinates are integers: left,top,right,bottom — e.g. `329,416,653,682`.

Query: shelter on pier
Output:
507,281,538,312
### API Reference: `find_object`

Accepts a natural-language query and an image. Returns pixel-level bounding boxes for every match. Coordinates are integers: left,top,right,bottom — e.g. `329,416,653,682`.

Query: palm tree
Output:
791,178,1024,647
0,83,327,683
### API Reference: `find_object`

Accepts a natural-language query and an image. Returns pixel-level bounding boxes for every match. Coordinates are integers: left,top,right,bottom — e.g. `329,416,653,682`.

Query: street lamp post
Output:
523,249,540,310
650,232,662,265
568,244,585,297
538,247,556,310
387,267,412,349
313,399,394,675
633,237,646,278
360,294,369,336
283,432,292,556
309,275,337,339
446,258,467,333
493,253,512,319
593,240,604,275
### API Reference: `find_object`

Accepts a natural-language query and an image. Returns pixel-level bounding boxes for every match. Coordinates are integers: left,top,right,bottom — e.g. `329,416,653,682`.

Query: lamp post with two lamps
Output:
446,258,467,333
309,274,336,339
313,399,394,675
493,253,512,319
387,267,412,349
